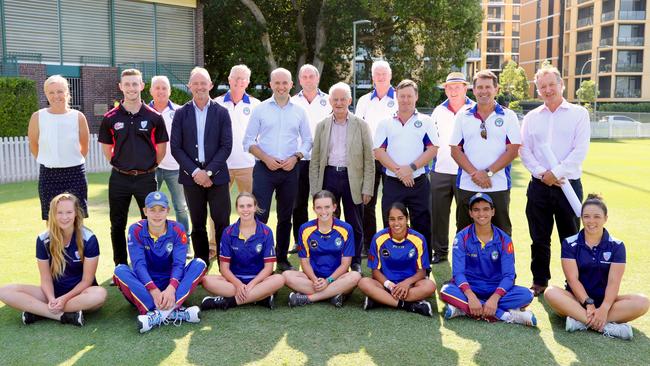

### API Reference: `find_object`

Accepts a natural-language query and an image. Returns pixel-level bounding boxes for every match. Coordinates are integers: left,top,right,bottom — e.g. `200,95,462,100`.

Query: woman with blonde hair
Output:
0,193,106,326
28,75,90,220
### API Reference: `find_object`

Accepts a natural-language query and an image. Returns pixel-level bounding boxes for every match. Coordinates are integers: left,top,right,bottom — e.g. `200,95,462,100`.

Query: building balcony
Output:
615,89,641,98
600,37,614,47
577,0,593,4
601,11,615,22
619,11,646,20
618,37,644,46
466,49,481,61
600,63,613,72
487,30,505,36
487,47,504,53
576,41,592,51
577,17,593,28
616,62,643,72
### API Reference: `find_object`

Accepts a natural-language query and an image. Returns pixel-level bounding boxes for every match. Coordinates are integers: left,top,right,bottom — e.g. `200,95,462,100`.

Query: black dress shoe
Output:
351,263,362,273
277,261,295,272
432,253,447,264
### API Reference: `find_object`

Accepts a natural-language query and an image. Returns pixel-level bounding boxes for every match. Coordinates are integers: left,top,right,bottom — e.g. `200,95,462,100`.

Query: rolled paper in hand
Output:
540,144,582,217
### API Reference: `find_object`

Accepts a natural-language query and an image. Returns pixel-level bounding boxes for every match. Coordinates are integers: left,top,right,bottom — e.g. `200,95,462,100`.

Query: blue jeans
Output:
156,168,191,238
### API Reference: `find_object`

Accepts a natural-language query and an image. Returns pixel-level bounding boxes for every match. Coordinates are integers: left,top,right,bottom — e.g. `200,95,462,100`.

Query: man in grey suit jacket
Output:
310,82,375,272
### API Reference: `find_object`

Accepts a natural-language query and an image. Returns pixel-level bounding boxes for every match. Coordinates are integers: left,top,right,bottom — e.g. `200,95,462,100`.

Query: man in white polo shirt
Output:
450,70,521,236
355,60,398,256
520,66,590,296
429,72,475,264
289,64,331,253
374,79,438,247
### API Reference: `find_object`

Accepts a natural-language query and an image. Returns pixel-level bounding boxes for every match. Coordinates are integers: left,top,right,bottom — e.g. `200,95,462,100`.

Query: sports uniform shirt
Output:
148,100,180,170
451,224,516,296
36,227,99,296
561,228,625,302
98,102,168,171
355,87,398,138
127,219,189,290
430,97,474,174
219,219,276,282
450,102,521,192
215,91,260,169
368,227,430,283
373,111,439,178
291,89,331,161
298,218,354,278
520,99,590,180
243,97,312,161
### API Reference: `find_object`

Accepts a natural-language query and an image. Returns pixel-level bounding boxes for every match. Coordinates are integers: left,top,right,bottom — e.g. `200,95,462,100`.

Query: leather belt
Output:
113,167,156,176
326,165,347,172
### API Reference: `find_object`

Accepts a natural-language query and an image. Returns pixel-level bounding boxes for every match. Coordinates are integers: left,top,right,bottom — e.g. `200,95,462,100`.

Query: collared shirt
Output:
451,224,515,296
193,100,209,163
327,114,349,166
298,218,354,278
373,111,439,178
430,97,475,174
291,89,332,160
367,227,430,283
98,102,168,171
215,91,261,169
355,86,398,138
243,96,312,161
450,102,521,192
149,100,180,170
561,228,625,302
520,99,590,180
219,219,276,283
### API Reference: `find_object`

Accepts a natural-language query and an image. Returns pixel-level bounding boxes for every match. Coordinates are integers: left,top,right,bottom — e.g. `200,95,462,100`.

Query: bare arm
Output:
488,144,520,172
155,142,166,164
78,113,90,157
100,144,112,162
37,259,56,302
27,112,39,159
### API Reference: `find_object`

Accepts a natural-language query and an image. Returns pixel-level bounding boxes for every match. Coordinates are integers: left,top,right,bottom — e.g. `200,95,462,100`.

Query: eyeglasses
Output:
480,120,487,139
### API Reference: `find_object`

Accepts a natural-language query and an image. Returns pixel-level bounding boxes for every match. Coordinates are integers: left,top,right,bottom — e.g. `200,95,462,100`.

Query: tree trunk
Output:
240,0,278,72
311,0,327,75
292,0,308,79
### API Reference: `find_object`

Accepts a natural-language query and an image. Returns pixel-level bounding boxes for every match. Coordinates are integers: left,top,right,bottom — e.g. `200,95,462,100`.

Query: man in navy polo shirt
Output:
99,68,168,266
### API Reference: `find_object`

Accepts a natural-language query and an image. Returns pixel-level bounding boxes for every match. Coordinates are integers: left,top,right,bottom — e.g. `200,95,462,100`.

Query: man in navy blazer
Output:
171,67,233,264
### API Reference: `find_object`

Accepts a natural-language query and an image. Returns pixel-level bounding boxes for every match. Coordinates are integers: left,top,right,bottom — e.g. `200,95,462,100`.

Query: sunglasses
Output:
480,120,487,139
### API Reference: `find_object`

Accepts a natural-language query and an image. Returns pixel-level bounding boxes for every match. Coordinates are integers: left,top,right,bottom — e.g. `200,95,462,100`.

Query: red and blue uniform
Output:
440,224,533,320
219,219,276,284
298,218,354,278
561,228,625,307
36,227,99,297
367,227,430,283
113,219,206,314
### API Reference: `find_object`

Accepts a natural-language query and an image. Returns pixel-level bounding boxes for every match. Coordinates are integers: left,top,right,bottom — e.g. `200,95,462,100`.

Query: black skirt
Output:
38,164,89,220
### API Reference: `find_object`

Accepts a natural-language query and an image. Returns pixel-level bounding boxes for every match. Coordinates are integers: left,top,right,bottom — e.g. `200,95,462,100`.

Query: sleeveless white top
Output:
37,109,85,167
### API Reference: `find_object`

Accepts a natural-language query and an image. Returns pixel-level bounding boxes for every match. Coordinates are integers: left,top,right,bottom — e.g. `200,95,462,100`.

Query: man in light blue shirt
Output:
243,67,312,272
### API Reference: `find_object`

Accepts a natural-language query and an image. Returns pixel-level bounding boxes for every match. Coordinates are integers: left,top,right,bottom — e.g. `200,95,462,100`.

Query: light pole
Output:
578,57,605,104
352,19,371,108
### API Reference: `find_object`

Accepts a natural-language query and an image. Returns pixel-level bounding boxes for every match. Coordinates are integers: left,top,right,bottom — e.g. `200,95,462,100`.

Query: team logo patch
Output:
310,239,318,249
387,100,395,108
75,251,80,259
243,106,251,115
452,237,459,249
166,242,173,253
491,250,499,261
494,118,504,127
114,122,124,130
153,192,162,200
408,248,415,258
256,243,263,253
140,120,148,129
320,99,327,106
603,252,611,261
381,248,390,257
181,232,188,244
335,237,342,247
414,120,422,128
169,110,175,119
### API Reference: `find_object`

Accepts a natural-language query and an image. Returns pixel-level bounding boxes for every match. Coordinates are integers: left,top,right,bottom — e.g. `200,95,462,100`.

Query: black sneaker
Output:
410,300,433,317
288,244,299,254
201,296,230,311
330,294,344,308
363,296,377,311
260,294,275,310
21,311,44,325
432,253,447,264
276,261,295,273
350,263,362,273
60,310,84,326
288,292,311,308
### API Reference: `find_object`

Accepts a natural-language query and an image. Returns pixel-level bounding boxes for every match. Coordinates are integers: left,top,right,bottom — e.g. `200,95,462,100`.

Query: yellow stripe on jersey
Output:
374,233,391,270
332,225,349,243
301,225,318,258
408,233,425,269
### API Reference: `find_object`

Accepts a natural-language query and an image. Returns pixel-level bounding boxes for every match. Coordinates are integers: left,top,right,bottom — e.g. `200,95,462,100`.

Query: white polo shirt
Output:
355,87,398,138
215,91,260,169
373,111,439,178
450,102,521,192
430,97,475,175
290,89,331,160
520,99,590,180
149,100,180,170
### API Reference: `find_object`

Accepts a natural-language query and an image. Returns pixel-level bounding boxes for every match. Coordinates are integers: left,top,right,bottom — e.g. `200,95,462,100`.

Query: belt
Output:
113,167,156,176
326,165,347,172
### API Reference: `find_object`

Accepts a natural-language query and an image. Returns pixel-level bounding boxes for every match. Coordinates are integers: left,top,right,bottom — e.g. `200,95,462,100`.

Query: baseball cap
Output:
443,72,469,86
468,192,494,208
145,191,169,209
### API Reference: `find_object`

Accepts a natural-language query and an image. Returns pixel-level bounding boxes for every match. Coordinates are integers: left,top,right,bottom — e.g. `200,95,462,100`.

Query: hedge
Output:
0,77,38,137
597,103,650,113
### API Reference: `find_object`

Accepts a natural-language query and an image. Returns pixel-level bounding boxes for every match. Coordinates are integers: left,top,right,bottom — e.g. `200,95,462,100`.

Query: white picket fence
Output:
0,134,111,184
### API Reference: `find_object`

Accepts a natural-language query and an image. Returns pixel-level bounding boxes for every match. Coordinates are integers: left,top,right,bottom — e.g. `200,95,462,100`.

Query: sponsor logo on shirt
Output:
256,243,263,253
381,248,390,257
335,237,342,247
408,248,415,258
310,239,318,249
166,242,173,253
114,122,124,130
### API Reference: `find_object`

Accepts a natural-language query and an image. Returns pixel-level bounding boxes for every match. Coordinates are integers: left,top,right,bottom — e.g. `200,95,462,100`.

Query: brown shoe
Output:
530,284,547,297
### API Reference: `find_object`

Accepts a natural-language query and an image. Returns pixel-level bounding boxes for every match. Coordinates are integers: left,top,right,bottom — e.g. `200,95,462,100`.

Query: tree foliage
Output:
576,79,597,104
203,0,482,105
498,61,529,104
0,77,38,137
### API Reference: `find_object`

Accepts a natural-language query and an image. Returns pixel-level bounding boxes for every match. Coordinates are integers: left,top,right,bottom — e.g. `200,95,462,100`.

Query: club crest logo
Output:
141,120,148,129
494,118,504,127
452,237,459,249
243,106,251,115
320,99,327,106
603,252,611,261
491,250,499,261
335,237,342,247
153,192,162,200
387,100,395,108
408,248,415,258
114,122,124,130
75,251,80,259
310,239,318,249
256,243,263,253
381,248,390,257
166,242,174,253
169,110,175,119
414,120,422,128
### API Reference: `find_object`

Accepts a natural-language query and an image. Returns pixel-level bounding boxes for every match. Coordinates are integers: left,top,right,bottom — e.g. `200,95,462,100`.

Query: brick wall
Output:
19,63,47,108
80,66,120,133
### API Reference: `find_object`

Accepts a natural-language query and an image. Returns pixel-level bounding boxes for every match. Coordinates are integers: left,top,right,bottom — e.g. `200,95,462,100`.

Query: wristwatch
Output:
582,297,595,308
326,276,335,284
485,168,494,177
293,152,303,161
409,163,417,171
206,170,213,177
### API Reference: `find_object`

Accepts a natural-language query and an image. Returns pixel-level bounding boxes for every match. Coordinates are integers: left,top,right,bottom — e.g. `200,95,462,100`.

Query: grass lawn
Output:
0,139,649,365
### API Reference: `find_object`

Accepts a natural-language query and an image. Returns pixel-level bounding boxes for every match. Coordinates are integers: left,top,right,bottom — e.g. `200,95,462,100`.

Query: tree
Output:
576,79,597,112
497,61,529,109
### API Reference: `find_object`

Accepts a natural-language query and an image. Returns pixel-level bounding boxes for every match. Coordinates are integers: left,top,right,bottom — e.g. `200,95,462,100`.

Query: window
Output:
487,39,503,53
618,24,644,46
575,54,592,75
615,76,641,98
617,50,643,72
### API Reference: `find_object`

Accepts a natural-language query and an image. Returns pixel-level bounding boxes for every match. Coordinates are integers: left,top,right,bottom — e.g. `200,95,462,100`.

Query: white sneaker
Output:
565,316,588,332
168,306,201,326
137,310,163,333
443,304,465,319
602,322,633,340
507,309,537,327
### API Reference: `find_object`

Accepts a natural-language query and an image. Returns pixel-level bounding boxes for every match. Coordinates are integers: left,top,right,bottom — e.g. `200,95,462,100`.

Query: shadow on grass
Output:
582,170,650,195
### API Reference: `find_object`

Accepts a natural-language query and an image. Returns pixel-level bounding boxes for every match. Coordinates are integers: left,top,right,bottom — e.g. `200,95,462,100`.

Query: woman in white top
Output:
28,75,90,220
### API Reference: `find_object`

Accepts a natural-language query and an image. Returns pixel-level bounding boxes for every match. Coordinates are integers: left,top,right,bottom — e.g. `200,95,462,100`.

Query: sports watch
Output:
582,297,595,308
485,169,494,177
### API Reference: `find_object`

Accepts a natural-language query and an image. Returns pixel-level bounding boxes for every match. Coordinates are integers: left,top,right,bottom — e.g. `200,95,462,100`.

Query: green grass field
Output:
1,139,649,366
